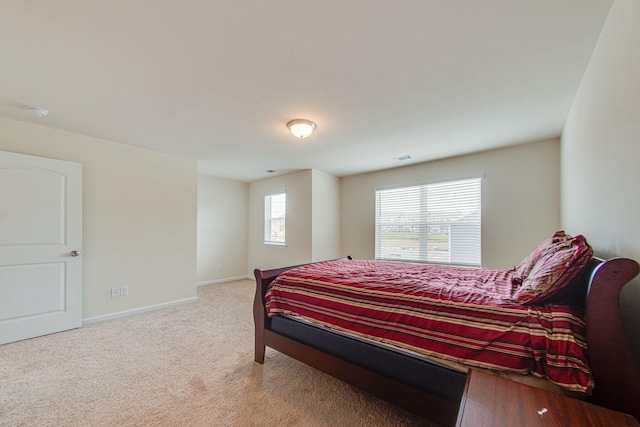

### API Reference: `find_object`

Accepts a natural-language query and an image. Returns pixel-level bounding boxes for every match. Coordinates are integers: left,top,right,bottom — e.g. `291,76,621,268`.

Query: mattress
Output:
271,314,575,399
271,314,467,402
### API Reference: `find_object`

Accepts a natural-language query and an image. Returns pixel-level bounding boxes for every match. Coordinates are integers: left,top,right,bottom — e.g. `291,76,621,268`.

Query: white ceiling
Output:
0,1,613,182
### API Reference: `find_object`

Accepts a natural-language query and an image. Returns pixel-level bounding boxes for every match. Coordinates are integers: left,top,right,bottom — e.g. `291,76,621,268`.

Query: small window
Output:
375,177,481,266
264,192,286,245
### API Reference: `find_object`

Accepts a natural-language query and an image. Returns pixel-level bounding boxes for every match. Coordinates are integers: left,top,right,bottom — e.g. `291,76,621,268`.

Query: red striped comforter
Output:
265,259,593,394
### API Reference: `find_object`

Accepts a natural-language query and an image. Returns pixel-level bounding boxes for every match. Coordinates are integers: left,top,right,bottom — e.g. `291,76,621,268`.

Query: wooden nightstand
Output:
456,369,639,427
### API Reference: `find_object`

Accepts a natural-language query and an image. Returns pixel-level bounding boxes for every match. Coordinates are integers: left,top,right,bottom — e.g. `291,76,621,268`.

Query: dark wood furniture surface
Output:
456,369,639,427
253,257,640,426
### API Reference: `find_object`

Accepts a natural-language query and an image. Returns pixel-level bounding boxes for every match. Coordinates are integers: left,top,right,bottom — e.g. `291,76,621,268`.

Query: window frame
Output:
374,176,482,267
264,191,287,246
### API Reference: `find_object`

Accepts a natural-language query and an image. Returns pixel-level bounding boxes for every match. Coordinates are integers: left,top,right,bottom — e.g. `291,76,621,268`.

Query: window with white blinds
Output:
264,192,286,245
375,177,481,266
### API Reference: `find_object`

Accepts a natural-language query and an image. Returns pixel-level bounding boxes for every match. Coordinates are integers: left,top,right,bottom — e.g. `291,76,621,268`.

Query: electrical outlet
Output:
218,264,223,271
111,287,120,298
120,286,128,296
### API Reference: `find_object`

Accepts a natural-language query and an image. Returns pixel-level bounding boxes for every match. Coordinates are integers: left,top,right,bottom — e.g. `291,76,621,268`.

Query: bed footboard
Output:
253,258,352,363
253,265,287,363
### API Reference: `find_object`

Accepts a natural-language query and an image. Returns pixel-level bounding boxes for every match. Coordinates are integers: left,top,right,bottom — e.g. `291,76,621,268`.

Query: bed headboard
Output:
581,257,640,420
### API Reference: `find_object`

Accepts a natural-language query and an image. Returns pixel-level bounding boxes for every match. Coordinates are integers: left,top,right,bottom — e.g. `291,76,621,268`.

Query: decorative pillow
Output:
512,231,569,284
510,233,593,304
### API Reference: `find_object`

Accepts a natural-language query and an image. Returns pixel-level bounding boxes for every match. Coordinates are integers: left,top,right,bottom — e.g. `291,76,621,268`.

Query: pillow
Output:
510,233,593,304
512,231,569,284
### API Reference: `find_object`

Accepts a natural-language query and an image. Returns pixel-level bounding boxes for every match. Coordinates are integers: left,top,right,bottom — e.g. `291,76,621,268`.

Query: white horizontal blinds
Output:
375,177,481,266
264,192,286,244
375,185,422,261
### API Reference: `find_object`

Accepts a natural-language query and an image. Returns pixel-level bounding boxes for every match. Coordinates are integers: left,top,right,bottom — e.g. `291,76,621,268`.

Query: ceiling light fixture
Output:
287,119,316,138
28,106,49,117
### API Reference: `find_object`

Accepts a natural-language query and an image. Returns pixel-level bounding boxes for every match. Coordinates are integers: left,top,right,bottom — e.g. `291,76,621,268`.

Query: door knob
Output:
70,250,81,257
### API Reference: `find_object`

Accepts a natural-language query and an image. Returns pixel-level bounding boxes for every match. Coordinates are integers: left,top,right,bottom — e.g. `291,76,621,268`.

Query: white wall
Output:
311,170,341,262
341,139,561,269
248,170,313,272
248,169,342,273
0,118,198,319
197,175,249,285
562,0,640,374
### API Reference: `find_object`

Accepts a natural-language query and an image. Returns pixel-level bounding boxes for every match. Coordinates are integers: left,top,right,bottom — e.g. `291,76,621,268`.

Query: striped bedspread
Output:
265,259,594,394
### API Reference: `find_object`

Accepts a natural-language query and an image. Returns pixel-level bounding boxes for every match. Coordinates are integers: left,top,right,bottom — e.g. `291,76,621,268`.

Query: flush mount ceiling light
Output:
287,119,316,138
28,106,49,117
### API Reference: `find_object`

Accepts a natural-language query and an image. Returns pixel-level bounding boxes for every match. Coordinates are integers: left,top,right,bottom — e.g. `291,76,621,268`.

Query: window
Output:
264,192,286,245
375,177,481,266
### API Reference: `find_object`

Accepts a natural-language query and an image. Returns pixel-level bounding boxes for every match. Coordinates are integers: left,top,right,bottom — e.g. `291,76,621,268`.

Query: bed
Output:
253,232,640,426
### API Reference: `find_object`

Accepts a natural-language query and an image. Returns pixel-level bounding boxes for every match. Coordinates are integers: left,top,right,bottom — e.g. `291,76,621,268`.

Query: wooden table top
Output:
456,369,639,427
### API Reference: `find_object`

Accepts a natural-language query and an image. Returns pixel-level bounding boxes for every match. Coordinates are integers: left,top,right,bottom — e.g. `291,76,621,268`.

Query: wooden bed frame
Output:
253,257,640,426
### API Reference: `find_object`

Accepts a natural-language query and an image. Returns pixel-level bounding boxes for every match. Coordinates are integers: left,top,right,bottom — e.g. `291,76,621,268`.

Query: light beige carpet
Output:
0,280,436,426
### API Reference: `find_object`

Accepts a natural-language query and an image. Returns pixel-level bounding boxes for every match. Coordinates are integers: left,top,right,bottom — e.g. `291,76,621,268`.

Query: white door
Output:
0,150,83,345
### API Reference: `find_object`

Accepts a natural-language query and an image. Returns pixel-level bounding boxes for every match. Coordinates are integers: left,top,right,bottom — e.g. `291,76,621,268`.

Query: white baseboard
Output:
197,275,251,287
82,296,198,325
